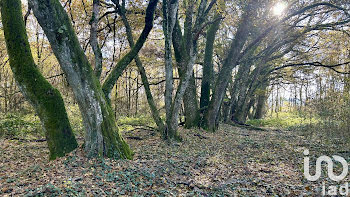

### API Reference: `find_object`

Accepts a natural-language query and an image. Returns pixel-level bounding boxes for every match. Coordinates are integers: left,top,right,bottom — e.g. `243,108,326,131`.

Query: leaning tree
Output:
1,0,78,160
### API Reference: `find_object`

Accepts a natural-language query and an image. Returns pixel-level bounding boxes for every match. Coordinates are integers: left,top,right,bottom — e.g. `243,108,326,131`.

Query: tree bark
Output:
90,0,103,79
230,63,253,123
254,83,268,119
177,1,200,129
162,0,181,140
182,73,200,128
1,0,77,160
171,0,214,129
173,20,200,128
29,0,132,159
200,15,221,113
232,60,269,123
163,0,216,136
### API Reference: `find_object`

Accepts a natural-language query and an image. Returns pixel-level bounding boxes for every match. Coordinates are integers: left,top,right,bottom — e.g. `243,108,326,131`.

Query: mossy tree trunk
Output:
173,21,200,129
29,0,132,159
254,82,268,119
230,60,269,124
230,62,253,123
182,73,200,128
199,15,221,115
1,0,78,160
202,2,257,132
162,0,216,139
173,19,200,128
171,0,217,129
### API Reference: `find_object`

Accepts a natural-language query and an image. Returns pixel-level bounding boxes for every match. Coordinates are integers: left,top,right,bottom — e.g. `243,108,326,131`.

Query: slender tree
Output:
172,0,217,129
163,0,180,140
102,0,159,100
172,2,200,129
202,1,349,131
203,1,257,131
254,82,269,119
90,0,103,79
114,0,165,132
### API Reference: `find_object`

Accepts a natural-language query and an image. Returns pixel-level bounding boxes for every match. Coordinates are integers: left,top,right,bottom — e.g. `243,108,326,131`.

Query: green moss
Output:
100,97,134,159
1,0,78,160
200,16,221,110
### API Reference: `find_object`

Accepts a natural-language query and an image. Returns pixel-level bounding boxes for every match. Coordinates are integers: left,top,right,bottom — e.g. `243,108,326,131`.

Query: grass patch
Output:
0,113,43,139
117,115,155,131
247,111,318,129
66,104,84,136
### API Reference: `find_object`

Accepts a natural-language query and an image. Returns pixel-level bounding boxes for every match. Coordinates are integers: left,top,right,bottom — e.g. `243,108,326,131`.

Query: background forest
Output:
1,0,350,196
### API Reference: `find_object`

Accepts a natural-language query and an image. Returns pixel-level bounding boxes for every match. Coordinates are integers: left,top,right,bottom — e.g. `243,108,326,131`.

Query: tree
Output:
1,0,78,160
114,0,165,132
200,14,221,115
172,0,217,129
161,0,218,140
202,1,257,131
202,1,350,131
254,84,268,119
28,0,133,159
90,0,103,79
101,0,159,101
162,0,180,140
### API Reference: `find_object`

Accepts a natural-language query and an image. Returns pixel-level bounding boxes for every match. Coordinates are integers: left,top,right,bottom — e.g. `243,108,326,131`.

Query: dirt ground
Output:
1,124,348,196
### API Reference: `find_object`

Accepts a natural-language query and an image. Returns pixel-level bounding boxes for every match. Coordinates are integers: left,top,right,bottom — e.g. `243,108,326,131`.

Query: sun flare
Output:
272,2,287,16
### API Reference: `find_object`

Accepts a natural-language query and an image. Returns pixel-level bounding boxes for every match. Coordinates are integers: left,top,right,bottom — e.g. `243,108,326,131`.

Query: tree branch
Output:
272,61,350,74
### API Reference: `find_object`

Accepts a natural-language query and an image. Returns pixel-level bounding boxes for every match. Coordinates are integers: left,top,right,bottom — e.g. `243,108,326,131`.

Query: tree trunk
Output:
245,97,256,121
221,99,230,123
233,97,252,124
165,0,216,133
254,83,268,119
29,0,132,159
102,0,159,101
203,3,255,131
230,61,252,123
200,15,221,112
162,0,181,140
232,60,269,123
182,73,200,128
135,76,139,116
116,2,165,132
1,0,77,160
90,0,103,79
172,16,200,129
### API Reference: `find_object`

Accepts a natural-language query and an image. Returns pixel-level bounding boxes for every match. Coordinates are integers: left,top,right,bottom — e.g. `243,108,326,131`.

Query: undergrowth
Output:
0,113,42,139
247,111,350,146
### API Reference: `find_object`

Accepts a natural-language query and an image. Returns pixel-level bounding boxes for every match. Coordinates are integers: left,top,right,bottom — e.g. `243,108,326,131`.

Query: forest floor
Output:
1,124,349,196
